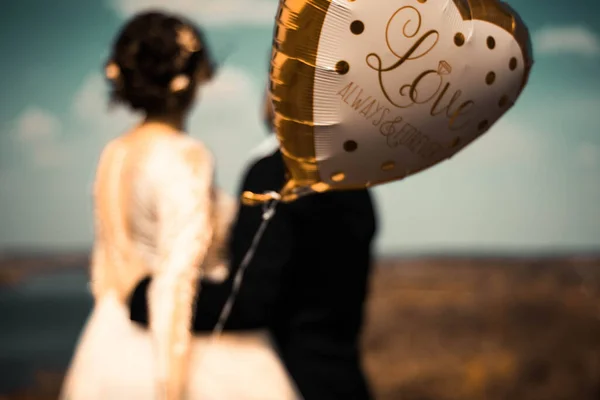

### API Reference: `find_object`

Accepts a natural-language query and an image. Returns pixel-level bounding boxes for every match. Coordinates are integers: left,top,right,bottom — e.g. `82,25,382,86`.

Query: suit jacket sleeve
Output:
191,150,294,330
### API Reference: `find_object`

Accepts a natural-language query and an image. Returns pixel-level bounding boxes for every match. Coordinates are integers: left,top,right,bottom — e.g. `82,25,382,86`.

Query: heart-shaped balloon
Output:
243,0,533,205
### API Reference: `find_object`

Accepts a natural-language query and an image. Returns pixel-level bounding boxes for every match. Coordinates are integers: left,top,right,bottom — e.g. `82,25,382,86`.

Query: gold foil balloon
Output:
243,0,533,205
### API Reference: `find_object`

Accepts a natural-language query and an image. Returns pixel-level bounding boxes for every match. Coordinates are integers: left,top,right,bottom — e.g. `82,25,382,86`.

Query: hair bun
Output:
106,11,214,115
135,32,180,84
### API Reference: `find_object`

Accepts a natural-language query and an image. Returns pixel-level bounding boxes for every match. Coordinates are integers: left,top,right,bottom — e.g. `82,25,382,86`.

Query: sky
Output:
0,0,599,254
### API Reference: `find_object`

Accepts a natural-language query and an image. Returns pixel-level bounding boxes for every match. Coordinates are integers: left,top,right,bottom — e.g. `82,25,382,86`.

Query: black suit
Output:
130,149,377,399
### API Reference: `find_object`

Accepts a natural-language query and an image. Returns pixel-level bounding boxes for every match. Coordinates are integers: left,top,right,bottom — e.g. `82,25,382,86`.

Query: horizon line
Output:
1,247,600,261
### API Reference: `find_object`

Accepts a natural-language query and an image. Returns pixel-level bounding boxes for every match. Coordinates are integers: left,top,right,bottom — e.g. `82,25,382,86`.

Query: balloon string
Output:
211,191,281,338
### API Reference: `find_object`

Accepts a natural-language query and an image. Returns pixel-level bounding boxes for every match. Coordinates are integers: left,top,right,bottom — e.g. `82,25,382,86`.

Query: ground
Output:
363,257,600,400
1,255,599,399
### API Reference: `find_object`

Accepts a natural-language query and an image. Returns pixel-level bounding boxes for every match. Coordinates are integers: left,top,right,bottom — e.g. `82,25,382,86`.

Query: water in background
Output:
0,270,92,394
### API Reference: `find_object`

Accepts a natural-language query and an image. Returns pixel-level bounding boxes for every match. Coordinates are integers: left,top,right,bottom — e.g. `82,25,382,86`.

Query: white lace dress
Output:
60,126,300,400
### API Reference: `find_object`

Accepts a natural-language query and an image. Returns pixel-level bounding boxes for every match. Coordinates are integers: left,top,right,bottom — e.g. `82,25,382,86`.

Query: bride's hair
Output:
105,11,214,115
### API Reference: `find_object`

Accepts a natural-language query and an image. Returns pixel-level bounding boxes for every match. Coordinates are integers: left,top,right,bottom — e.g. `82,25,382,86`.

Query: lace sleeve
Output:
89,235,107,299
90,178,107,299
89,141,118,301
148,141,214,400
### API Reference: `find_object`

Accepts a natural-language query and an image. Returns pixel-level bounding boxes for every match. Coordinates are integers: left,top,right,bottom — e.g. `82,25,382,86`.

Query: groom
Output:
130,92,378,399
240,95,378,400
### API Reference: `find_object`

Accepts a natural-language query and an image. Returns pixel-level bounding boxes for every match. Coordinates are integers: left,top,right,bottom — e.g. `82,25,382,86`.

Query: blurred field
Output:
1,255,599,399
364,257,600,400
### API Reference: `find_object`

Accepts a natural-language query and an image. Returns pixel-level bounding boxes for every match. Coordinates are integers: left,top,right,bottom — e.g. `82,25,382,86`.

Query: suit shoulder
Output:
241,151,286,193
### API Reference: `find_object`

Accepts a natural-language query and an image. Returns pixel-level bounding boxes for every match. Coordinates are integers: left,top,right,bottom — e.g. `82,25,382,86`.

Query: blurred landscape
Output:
1,253,599,399
1,0,599,399
364,256,600,400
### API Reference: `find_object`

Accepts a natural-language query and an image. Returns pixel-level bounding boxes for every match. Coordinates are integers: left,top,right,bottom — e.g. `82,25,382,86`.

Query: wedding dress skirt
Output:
60,291,301,400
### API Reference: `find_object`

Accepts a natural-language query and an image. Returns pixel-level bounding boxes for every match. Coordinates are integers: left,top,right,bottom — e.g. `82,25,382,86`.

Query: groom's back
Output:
262,153,377,400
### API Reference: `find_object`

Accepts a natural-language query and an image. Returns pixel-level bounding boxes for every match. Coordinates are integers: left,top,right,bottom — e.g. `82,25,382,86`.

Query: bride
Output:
60,11,300,400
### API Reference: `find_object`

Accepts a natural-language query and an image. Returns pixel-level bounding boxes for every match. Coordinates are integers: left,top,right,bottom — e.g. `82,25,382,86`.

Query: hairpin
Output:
176,26,201,53
105,62,120,80
170,74,190,92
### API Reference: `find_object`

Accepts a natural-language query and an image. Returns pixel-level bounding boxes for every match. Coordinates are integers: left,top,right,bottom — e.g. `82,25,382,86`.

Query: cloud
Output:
71,74,139,131
187,66,266,191
109,0,278,26
13,107,69,168
9,82,133,170
29,146,70,168
0,169,18,188
201,67,257,102
16,107,62,144
71,74,110,122
534,25,600,57
577,142,600,168
449,118,542,167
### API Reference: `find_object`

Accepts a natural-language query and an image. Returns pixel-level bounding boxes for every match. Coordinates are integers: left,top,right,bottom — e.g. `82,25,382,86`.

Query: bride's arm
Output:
89,238,107,300
89,144,115,301
213,188,237,252
202,188,237,282
149,143,214,400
